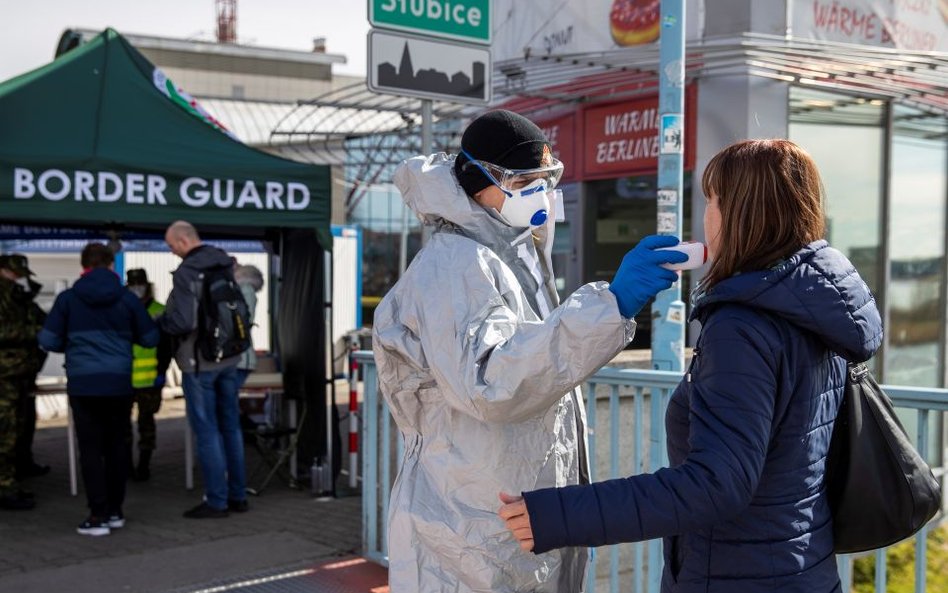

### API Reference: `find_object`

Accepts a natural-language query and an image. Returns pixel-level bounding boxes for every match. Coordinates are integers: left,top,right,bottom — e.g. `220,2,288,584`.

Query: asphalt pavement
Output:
0,398,386,593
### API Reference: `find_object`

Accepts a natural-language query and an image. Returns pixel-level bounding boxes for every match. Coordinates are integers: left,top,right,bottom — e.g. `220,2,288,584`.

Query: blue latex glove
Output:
153,374,166,389
608,235,689,318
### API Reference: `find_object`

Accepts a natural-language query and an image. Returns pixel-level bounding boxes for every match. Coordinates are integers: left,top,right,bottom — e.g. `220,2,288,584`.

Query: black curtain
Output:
276,229,340,492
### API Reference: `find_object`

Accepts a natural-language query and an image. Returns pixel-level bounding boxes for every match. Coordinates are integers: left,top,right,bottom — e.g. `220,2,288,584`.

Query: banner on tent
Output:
8,167,311,211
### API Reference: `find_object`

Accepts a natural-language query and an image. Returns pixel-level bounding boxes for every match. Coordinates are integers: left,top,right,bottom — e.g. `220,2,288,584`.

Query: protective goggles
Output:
460,149,564,195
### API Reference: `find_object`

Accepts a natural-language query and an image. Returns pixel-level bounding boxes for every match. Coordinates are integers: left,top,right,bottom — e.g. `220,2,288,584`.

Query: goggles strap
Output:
461,149,513,196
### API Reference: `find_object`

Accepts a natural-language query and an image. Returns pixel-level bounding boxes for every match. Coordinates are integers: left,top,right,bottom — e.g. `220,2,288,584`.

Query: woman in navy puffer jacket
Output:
499,139,883,593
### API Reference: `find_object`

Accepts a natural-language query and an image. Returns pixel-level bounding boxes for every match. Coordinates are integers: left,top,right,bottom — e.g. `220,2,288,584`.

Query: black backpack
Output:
196,265,252,363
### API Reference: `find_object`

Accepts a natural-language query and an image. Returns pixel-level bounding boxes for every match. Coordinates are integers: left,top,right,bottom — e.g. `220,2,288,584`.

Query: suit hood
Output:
393,152,551,249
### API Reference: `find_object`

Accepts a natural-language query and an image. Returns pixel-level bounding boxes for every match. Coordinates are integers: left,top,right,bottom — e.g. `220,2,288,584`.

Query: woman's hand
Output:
498,492,535,552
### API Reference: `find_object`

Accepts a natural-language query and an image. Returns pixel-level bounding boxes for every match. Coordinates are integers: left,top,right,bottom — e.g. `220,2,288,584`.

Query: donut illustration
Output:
610,0,661,46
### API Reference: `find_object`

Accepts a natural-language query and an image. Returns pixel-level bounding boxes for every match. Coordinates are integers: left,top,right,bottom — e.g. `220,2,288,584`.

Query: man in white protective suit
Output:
372,109,687,592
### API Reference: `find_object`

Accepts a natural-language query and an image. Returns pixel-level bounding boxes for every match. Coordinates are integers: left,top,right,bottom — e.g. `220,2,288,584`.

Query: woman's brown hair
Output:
700,139,826,290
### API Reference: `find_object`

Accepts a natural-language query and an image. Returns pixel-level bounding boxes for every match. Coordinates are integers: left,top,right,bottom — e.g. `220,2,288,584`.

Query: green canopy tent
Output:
0,28,331,249
0,29,340,492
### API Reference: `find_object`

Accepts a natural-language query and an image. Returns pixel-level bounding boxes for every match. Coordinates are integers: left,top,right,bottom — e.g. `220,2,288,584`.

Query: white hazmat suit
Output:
373,153,636,592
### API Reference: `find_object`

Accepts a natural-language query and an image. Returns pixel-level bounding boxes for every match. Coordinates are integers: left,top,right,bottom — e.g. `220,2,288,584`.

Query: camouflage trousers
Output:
130,387,163,452
0,376,31,495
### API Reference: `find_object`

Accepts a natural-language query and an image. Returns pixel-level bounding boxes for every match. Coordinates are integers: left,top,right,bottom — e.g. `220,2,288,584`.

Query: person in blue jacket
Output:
39,242,159,537
499,139,884,593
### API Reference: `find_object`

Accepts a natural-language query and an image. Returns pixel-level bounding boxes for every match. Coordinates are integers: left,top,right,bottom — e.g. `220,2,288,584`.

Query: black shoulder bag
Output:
825,362,942,554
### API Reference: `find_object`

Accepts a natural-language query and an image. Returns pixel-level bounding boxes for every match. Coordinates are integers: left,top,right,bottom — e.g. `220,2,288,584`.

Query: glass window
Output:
790,87,948,390
789,88,886,297
348,183,422,324
885,106,948,388
585,173,692,348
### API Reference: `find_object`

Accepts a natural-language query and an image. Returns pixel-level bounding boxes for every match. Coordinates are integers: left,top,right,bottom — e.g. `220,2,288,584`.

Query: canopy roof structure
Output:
268,32,948,185
0,28,332,249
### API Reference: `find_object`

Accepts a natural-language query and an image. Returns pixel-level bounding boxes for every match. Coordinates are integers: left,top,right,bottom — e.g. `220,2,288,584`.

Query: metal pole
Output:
314,248,335,499
399,100,432,274
398,187,409,276
421,99,434,245
651,0,686,372
421,99,433,154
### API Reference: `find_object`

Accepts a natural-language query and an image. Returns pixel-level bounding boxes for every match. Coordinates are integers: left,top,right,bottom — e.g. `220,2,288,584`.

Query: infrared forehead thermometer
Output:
657,241,707,271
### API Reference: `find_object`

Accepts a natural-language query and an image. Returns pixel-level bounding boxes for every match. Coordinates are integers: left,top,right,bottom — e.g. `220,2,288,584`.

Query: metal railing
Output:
355,351,948,592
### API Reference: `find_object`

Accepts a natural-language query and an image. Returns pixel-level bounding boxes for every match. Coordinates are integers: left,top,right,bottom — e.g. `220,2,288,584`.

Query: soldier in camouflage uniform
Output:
0,254,47,511
125,269,171,481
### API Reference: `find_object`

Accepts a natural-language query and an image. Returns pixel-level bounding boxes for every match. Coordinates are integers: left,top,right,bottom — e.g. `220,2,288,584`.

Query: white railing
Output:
355,351,948,592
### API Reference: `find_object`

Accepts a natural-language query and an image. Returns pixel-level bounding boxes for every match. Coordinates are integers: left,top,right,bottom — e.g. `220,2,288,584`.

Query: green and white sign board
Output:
369,0,490,45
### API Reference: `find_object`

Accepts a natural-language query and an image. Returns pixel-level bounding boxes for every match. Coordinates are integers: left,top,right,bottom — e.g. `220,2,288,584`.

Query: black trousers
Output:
69,395,133,517
14,377,37,470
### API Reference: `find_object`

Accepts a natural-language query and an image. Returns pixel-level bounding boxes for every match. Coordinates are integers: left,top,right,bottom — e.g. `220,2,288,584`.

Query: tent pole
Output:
312,241,336,499
324,247,335,495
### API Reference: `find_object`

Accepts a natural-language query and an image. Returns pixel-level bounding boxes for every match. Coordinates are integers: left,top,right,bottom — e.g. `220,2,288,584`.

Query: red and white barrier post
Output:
348,346,360,488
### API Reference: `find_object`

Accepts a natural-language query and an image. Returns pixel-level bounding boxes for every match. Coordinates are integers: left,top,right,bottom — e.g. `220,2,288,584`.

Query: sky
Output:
0,0,369,81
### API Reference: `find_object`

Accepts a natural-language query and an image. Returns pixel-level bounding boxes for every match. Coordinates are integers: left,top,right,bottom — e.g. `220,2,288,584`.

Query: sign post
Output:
367,0,491,105
368,0,492,275
651,0,686,373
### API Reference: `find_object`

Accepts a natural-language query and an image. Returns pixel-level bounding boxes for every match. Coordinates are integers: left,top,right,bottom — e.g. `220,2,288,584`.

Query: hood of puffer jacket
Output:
72,268,125,307
692,240,883,363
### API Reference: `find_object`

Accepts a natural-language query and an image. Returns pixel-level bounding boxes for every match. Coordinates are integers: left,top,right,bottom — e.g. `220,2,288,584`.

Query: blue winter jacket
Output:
39,267,160,396
523,241,883,593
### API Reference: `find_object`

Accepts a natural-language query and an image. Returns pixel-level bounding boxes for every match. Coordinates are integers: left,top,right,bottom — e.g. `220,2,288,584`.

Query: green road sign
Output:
369,0,490,45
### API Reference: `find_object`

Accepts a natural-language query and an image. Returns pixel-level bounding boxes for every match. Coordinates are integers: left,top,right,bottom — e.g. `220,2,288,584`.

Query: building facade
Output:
476,0,947,388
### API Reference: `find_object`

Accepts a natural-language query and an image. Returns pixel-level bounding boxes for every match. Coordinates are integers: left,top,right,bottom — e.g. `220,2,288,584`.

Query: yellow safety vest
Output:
132,299,166,388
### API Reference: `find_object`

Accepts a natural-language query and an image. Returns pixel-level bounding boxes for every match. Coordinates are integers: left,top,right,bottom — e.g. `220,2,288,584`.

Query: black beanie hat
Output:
454,110,550,197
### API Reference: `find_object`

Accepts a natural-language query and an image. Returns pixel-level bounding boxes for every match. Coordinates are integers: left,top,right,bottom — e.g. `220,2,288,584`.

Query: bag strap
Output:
849,362,869,383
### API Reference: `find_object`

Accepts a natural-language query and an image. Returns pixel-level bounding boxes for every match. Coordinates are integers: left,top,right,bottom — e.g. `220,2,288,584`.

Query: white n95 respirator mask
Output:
460,148,564,229
496,178,552,228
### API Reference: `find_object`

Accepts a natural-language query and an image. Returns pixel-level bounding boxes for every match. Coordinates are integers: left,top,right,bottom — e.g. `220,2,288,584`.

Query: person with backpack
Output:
158,220,251,518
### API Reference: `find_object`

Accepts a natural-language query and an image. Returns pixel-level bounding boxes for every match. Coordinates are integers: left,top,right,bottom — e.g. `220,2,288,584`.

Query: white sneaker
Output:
77,518,110,536
107,513,125,529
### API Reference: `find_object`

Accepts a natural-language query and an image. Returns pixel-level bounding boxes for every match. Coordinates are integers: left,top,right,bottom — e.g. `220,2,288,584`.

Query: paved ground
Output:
0,349,667,593
0,398,386,593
